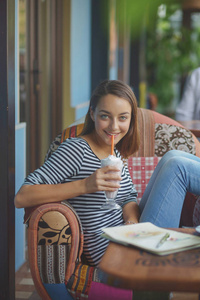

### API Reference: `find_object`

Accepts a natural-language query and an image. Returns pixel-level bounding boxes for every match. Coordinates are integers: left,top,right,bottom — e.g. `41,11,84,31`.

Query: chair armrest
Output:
27,202,83,299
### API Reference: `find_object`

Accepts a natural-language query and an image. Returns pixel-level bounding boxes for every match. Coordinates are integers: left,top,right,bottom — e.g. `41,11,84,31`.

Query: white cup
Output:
101,155,123,199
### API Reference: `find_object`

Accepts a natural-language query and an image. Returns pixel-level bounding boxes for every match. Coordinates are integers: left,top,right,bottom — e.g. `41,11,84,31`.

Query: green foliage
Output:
116,0,175,38
146,4,200,112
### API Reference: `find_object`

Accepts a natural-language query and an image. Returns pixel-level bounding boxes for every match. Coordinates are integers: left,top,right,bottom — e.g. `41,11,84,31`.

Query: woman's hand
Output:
84,165,121,194
123,202,140,225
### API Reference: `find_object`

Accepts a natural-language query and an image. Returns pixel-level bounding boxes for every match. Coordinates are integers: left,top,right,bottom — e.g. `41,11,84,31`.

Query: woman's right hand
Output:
84,166,121,194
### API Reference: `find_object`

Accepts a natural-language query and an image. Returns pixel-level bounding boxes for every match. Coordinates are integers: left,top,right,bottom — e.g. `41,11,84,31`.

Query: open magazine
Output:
101,222,200,255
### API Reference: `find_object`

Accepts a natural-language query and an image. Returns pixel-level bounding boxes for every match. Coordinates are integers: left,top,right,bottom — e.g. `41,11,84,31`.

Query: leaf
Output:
65,227,71,235
43,231,58,238
38,239,46,245
51,242,58,245
39,220,49,229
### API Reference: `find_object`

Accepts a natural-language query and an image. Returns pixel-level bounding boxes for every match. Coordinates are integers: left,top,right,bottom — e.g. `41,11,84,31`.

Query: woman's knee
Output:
163,150,182,160
159,150,182,167
163,155,187,175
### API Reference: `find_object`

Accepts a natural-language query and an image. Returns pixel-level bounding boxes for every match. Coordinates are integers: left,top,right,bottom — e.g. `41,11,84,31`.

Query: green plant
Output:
146,4,200,113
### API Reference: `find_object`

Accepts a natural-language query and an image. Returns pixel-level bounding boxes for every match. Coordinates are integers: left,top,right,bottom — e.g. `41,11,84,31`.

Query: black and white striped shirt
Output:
24,137,137,266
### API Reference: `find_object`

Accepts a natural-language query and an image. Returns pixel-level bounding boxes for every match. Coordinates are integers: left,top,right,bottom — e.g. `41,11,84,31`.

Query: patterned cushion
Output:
66,263,132,300
45,133,62,161
37,211,72,246
66,263,97,299
38,245,69,284
37,210,73,284
127,157,161,202
61,123,84,143
155,123,196,157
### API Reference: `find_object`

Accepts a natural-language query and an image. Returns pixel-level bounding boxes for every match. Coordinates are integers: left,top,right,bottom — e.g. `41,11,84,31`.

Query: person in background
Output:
176,67,200,121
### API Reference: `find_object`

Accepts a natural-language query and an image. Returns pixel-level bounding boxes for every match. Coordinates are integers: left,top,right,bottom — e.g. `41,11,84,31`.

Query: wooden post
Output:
91,0,109,91
0,0,15,299
182,0,200,11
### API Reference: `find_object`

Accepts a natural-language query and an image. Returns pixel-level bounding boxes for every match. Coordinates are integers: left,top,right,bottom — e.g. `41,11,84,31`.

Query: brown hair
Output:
81,80,140,158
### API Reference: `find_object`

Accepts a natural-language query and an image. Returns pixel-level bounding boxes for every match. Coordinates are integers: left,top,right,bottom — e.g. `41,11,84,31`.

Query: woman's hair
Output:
80,79,140,158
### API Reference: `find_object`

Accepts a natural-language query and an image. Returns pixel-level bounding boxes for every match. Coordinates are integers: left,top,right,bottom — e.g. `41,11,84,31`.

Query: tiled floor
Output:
15,261,199,300
15,261,41,300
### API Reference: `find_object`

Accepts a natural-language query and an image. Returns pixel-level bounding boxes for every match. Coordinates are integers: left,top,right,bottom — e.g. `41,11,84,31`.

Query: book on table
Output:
101,222,200,255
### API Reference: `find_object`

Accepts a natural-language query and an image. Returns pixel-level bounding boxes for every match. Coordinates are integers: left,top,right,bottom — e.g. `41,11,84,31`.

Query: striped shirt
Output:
24,137,137,266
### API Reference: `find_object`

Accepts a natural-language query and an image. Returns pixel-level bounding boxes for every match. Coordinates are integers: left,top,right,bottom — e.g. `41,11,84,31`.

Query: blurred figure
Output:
176,67,200,121
148,92,158,111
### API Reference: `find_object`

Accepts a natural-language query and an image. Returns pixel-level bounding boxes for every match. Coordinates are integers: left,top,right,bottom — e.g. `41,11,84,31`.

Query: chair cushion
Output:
61,123,84,142
155,123,196,156
152,110,200,157
88,282,132,300
127,157,161,202
66,263,132,300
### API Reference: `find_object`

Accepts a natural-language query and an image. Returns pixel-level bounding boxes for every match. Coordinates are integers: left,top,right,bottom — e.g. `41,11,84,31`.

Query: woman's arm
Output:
14,180,86,208
122,201,140,224
14,165,121,208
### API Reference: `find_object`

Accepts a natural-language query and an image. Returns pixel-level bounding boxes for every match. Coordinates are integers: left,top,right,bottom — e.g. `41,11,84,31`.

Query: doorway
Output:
19,0,64,174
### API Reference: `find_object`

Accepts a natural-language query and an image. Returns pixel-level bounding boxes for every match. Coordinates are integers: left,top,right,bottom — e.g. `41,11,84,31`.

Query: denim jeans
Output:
139,150,200,227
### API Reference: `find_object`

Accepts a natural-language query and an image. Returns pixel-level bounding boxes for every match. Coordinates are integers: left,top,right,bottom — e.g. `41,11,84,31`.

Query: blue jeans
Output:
139,150,200,227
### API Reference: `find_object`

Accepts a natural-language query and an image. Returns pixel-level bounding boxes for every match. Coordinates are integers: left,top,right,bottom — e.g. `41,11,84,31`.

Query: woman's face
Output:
90,93,132,148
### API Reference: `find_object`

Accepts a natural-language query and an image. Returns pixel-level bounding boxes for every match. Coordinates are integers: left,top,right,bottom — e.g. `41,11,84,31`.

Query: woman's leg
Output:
140,150,200,209
139,150,200,227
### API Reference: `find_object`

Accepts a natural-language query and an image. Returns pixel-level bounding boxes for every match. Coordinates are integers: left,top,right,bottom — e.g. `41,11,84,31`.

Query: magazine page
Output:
101,222,200,255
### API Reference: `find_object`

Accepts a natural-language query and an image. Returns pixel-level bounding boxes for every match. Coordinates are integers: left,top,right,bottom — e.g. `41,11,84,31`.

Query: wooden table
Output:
99,228,200,294
178,120,200,138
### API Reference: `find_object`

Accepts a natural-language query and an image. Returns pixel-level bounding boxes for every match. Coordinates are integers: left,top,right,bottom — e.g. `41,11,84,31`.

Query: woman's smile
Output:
105,132,120,137
90,94,132,150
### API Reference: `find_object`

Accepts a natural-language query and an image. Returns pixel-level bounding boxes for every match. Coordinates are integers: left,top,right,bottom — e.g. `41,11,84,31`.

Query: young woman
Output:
15,79,200,266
